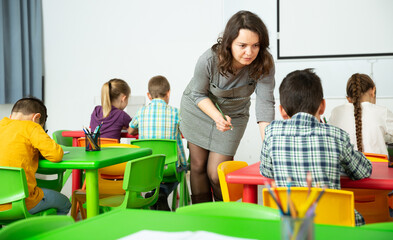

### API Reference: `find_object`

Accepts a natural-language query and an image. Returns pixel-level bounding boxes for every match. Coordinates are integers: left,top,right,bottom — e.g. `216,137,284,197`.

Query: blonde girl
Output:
90,78,132,141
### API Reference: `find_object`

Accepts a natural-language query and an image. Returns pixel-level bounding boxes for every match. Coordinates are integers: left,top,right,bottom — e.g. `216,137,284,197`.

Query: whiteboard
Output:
277,0,393,59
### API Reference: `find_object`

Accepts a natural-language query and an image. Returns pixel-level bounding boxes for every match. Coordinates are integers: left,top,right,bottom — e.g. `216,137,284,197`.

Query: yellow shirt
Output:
0,117,63,211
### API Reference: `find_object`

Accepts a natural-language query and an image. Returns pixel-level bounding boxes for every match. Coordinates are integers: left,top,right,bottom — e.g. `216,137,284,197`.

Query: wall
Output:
1,0,392,165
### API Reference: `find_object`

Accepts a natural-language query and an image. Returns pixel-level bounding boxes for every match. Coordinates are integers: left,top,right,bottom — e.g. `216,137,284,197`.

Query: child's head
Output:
10,97,47,126
279,69,325,119
346,73,376,152
213,10,273,79
101,78,131,118
346,73,376,104
147,75,170,103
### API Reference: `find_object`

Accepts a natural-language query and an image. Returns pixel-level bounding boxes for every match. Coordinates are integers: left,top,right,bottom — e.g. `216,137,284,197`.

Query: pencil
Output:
215,102,233,130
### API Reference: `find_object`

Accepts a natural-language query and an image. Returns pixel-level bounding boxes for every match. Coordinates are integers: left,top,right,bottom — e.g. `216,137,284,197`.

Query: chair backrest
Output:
176,201,280,221
97,143,140,195
130,139,178,181
262,187,355,226
35,167,65,192
36,130,71,191
120,154,166,209
0,215,74,239
217,161,248,202
77,137,119,147
0,167,32,224
363,152,388,162
52,130,73,147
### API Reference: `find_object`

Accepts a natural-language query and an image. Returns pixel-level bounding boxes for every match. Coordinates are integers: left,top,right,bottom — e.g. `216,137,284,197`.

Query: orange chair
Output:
342,188,393,224
77,137,119,147
263,187,355,226
217,161,248,202
344,153,393,223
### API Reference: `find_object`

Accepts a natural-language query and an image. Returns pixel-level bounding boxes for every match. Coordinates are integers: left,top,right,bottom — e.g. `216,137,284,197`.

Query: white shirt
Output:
329,102,393,155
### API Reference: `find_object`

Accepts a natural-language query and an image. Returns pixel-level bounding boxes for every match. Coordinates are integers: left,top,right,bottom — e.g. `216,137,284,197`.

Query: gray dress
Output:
180,49,275,156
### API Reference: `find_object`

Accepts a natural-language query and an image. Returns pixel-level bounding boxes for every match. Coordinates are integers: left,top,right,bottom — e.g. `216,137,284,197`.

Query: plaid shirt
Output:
260,112,372,226
130,99,187,167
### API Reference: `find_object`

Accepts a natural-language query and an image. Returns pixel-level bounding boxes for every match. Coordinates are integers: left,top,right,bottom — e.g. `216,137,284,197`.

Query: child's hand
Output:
215,115,232,132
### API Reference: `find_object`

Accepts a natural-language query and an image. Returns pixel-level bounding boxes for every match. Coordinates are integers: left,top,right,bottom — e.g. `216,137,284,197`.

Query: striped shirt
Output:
260,112,372,225
130,99,187,167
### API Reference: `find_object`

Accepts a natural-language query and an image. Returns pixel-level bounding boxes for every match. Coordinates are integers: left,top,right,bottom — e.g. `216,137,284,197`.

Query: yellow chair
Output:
363,152,388,162
217,161,248,202
263,187,355,226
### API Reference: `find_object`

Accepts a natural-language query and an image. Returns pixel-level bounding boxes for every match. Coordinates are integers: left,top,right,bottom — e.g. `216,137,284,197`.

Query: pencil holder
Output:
281,215,314,240
85,132,101,151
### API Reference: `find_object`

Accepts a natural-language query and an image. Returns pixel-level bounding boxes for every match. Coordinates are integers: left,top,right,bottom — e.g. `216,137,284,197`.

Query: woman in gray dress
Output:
180,10,275,203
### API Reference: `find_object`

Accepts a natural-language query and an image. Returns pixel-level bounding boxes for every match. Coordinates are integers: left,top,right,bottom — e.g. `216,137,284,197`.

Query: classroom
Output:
1,0,393,239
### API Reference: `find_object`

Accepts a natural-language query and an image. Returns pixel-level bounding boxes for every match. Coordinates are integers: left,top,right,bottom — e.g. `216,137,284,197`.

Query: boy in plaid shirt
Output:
260,69,372,225
129,75,186,211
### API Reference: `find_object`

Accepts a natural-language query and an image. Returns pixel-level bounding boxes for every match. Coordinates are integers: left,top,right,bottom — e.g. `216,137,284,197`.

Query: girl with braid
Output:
329,73,393,155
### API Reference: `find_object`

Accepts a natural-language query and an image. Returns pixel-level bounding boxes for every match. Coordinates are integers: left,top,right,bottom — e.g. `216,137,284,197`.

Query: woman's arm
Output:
255,63,275,141
197,98,232,132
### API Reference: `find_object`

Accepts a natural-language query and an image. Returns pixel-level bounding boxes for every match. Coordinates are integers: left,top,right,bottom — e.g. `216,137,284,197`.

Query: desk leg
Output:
72,138,79,147
242,184,258,204
72,170,82,192
71,138,82,192
85,169,99,218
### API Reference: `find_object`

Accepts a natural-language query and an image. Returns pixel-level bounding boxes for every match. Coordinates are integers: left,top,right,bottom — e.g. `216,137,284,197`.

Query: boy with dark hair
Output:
0,97,71,215
260,69,372,226
129,75,187,211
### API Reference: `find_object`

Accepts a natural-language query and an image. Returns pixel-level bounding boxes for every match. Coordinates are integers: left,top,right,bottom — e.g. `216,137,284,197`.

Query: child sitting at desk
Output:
329,73,393,155
128,75,187,211
259,69,372,226
90,78,132,142
0,97,71,215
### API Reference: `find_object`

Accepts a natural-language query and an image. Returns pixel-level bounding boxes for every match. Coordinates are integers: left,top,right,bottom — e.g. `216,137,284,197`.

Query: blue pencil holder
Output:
281,215,314,240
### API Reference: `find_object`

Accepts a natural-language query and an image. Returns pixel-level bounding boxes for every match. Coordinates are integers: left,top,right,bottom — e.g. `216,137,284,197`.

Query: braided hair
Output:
346,74,375,152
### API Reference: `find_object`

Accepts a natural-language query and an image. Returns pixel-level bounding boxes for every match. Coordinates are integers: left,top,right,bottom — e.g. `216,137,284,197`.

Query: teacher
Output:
180,10,275,203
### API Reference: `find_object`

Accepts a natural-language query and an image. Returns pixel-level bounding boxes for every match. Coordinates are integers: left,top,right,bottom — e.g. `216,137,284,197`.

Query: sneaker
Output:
145,190,155,199
156,193,171,211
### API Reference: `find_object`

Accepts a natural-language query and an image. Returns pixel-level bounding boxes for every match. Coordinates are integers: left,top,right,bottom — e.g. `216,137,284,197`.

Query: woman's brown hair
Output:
101,78,130,118
212,10,273,79
346,73,375,152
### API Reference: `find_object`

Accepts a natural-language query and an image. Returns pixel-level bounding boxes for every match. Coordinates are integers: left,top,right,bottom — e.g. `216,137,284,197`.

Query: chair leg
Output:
172,187,178,211
184,175,191,206
71,189,87,221
70,193,78,221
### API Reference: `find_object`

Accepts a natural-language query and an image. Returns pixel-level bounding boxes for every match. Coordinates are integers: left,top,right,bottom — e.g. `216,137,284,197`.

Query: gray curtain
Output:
0,0,43,104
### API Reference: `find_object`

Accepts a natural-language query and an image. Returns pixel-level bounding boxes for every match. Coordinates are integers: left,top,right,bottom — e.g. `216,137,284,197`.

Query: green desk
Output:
38,147,152,218
29,209,393,240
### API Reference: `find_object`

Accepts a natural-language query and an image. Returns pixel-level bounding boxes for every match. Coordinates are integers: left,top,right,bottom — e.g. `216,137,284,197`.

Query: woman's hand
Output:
197,98,233,132
215,115,232,132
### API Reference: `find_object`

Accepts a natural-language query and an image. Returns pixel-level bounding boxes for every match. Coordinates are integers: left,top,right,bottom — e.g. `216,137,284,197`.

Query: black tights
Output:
188,142,233,201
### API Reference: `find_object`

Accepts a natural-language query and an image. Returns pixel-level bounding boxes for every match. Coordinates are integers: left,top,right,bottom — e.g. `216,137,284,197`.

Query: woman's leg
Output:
28,188,72,215
207,152,233,201
188,142,212,203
